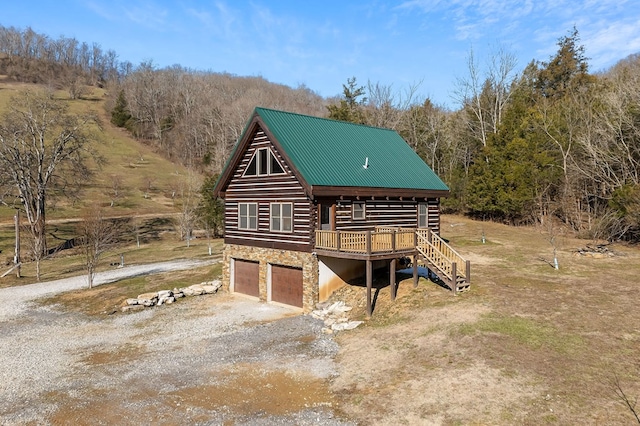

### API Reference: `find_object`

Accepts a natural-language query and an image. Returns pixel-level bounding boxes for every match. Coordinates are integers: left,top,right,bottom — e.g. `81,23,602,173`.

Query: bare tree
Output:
177,171,202,247
77,207,121,289
453,46,518,148
0,90,96,280
613,372,640,423
108,174,124,207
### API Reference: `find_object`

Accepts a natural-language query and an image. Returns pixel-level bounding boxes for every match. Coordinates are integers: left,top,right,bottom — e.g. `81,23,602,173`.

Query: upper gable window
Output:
244,148,285,177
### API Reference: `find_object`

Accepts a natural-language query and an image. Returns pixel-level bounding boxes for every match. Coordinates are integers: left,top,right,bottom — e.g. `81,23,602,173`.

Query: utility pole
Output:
14,210,20,278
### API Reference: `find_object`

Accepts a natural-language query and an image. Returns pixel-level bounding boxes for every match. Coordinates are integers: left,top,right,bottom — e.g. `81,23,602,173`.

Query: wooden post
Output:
390,258,396,301
336,230,341,251
465,260,471,284
451,262,457,295
391,230,396,252
366,230,372,254
14,210,20,278
366,260,373,317
412,254,418,288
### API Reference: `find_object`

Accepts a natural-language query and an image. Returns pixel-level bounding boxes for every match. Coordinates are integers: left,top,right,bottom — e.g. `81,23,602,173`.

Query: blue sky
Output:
3,1,640,107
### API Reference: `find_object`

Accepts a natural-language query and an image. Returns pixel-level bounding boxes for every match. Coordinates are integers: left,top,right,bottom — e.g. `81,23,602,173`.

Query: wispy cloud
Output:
123,2,167,28
84,0,168,29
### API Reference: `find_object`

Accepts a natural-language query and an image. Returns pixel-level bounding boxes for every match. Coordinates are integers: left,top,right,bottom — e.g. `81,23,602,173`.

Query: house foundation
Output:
222,244,319,312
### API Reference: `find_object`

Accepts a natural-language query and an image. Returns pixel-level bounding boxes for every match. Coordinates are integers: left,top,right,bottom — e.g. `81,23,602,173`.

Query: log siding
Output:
224,128,313,250
322,198,441,234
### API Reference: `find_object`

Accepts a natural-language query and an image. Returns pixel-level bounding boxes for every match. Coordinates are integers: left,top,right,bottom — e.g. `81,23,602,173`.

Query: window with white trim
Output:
418,203,428,228
244,148,285,176
238,203,258,230
270,202,293,232
352,202,365,220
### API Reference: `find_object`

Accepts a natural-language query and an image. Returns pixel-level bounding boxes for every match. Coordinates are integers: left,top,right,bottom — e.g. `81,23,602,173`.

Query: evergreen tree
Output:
327,77,367,124
535,27,590,100
196,174,224,238
110,89,132,128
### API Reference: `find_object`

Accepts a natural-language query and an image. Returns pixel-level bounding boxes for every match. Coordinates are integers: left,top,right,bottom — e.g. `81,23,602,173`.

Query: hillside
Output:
0,78,200,224
0,79,204,280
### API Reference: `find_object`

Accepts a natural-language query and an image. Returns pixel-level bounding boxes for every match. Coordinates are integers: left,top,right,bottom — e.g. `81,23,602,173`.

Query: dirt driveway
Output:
0,288,352,425
3,214,640,425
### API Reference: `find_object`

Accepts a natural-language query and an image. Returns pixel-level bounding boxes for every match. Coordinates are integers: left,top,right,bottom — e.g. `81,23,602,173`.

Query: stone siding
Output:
222,244,319,313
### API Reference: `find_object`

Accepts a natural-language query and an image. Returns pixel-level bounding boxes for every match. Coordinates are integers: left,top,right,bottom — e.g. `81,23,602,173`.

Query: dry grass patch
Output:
38,262,221,316
331,215,640,425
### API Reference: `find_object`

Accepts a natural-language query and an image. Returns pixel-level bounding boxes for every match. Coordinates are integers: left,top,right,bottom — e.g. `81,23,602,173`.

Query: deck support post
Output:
390,258,396,301
465,260,471,284
451,261,457,295
366,259,373,317
412,254,418,288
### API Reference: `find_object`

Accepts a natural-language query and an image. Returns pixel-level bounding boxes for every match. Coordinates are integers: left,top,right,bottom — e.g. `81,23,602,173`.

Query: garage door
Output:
271,265,303,308
234,259,259,297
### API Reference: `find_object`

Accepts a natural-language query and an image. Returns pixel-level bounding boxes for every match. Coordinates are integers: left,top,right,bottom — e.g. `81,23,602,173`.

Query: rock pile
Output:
121,280,222,313
311,301,363,333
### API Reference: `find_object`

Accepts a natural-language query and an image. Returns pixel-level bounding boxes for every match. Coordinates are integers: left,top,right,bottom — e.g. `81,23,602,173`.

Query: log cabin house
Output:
213,107,470,315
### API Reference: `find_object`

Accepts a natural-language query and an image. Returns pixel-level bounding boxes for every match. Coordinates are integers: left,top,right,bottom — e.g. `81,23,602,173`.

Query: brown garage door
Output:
234,259,259,297
271,265,303,308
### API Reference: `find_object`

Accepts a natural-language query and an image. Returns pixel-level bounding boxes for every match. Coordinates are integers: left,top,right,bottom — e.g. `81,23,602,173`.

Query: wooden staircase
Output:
415,229,470,293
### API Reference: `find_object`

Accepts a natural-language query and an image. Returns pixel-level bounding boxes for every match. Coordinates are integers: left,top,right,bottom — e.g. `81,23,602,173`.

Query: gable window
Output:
244,148,285,176
418,203,428,228
238,203,258,230
270,202,293,232
352,202,365,220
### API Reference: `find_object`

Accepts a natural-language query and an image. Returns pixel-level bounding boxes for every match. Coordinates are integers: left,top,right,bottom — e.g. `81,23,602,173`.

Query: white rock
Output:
331,321,363,331
158,290,172,298
201,285,219,294
126,298,139,306
327,301,352,314
188,285,205,295
137,292,158,300
324,318,336,327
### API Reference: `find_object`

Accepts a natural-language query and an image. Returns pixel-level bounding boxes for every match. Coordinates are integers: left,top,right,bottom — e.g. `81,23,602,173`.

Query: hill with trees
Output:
1,24,640,244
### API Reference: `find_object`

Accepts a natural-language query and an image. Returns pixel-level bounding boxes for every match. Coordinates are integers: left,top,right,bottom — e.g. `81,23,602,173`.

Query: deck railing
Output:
315,228,416,254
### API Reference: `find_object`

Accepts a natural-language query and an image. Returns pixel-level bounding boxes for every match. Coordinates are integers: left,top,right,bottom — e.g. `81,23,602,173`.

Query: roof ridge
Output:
254,106,397,132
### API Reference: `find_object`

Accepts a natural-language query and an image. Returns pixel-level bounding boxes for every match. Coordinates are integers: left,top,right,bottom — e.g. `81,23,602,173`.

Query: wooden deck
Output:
315,228,418,259
315,227,471,316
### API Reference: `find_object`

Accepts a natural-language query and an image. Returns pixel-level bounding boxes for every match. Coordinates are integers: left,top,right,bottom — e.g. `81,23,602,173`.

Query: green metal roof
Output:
255,107,449,192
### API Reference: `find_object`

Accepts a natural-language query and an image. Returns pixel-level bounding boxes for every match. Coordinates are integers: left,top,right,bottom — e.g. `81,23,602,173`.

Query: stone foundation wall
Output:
222,244,319,313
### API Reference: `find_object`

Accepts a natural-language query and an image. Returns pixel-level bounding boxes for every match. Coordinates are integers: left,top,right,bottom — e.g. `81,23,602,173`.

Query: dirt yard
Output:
1,215,639,425
329,215,640,424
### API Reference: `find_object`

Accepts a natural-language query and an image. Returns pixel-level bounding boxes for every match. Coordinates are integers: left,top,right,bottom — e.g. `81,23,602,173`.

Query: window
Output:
352,202,365,220
244,148,285,176
418,203,428,228
238,203,258,230
271,203,293,232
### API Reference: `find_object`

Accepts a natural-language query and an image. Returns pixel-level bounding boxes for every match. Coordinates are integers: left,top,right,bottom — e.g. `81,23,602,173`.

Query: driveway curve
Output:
0,259,216,321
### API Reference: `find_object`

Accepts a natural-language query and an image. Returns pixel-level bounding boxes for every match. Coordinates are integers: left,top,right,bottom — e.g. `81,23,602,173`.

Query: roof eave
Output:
310,185,450,199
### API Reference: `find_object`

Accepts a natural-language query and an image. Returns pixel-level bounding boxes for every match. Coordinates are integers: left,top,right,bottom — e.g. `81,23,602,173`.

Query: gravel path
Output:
0,259,215,321
0,260,353,425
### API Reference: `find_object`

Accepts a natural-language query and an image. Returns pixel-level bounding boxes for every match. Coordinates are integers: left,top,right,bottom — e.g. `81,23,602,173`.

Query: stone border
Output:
121,280,222,312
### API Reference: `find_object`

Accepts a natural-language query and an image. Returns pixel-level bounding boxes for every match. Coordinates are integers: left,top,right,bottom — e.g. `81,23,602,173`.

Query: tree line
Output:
326,29,640,243
1,25,639,244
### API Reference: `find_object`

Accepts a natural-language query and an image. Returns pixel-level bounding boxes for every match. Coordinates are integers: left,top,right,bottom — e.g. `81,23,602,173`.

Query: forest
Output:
1,24,639,242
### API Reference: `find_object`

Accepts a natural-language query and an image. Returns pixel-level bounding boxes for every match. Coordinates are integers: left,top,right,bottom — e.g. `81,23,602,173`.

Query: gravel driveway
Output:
0,262,353,425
